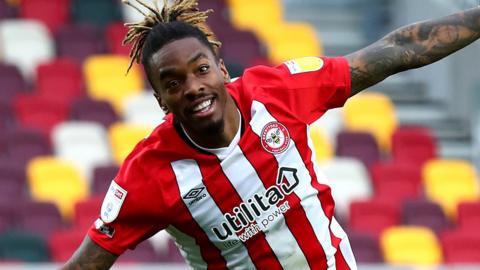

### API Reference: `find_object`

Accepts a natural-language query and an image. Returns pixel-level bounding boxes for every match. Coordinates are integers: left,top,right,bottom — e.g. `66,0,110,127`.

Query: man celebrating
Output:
62,0,480,269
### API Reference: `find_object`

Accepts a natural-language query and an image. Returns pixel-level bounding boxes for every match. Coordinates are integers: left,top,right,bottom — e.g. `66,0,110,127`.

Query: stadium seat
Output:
422,159,480,217
14,94,69,136
4,127,51,165
108,122,152,164
402,199,450,234
55,24,106,64
27,157,89,219
349,199,400,237
71,0,122,28
48,228,85,262
0,63,27,104
73,196,102,231
320,158,372,219
18,201,64,237
309,125,333,163
0,19,55,79
123,91,165,127
441,229,480,263
343,92,397,150
52,121,113,182
0,203,18,234
0,160,26,200
0,102,14,130
83,54,144,113
36,58,84,104
336,131,380,167
70,97,119,128
0,1,17,19
228,0,283,33
0,231,50,262
392,126,437,167
117,240,159,263
311,108,344,149
19,0,69,33
369,162,422,203
381,226,442,265
216,29,267,68
91,165,119,195
457,201,480,229
105,22,131,56
347,231,383,263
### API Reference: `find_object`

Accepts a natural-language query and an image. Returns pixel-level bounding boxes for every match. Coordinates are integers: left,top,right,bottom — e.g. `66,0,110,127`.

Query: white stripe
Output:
330,218,357,270
215,146,310,269
171,159,256,270
250,101,337,270
165,225,208,270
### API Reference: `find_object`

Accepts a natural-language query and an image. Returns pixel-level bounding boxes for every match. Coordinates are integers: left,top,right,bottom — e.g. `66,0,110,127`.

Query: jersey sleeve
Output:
87,140,169,255
241,56,351,124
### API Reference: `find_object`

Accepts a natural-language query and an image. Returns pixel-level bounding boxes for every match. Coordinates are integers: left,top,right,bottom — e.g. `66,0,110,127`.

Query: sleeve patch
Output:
100,180,127,223
284,56,324,74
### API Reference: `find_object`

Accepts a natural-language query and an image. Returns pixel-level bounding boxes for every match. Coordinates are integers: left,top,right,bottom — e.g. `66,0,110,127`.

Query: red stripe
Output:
197,158,283,270
331,235,351,270
240,128,328,268
168,166,228,270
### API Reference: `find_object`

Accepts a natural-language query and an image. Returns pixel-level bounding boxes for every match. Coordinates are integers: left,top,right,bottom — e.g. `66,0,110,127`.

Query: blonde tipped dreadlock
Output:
122,0,221,73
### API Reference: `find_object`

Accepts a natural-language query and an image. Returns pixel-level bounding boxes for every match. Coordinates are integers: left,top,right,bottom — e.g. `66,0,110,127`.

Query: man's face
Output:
148,37,231,135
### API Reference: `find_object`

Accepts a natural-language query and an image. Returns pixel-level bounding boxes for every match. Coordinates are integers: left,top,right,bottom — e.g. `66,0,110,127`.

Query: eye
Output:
198,65,210,74
166,80,180,89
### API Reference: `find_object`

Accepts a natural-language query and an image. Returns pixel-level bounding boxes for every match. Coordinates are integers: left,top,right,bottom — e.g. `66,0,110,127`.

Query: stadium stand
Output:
441,229,480,263
108,122,153,165
347,230,383,263
335,131,380,167
457,201,480,229
19,0,70,34
55,24,106,65
349,199,400,237
0,63,27,104
69,97,119,128
391,126,437,168
91,165,119,195
123,91,165,127
402,199,450,234
309,125,333,163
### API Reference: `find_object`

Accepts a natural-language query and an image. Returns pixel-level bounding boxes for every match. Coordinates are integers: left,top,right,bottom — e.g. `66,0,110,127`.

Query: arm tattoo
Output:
346,6,480,95
61,236,118,270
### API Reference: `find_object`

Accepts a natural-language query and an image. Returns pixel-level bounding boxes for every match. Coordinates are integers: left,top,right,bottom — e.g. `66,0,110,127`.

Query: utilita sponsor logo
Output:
211,167,299,242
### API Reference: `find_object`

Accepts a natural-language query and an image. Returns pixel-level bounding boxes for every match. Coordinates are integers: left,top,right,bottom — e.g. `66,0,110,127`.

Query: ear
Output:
153,92,169,114
218,58,231,83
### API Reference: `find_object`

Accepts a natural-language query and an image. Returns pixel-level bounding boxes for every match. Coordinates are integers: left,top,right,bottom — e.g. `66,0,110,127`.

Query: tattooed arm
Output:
60,236,118,270
346,6,480,96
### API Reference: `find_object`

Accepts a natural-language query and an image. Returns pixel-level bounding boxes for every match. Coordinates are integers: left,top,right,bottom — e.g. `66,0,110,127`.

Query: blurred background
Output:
0,0,479,269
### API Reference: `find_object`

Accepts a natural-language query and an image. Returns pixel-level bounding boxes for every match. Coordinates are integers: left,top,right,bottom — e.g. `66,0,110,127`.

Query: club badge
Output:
260,122,290,154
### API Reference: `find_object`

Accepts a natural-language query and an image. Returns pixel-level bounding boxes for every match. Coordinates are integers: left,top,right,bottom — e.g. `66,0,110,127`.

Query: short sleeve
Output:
87,143,168,255
240,56,351,124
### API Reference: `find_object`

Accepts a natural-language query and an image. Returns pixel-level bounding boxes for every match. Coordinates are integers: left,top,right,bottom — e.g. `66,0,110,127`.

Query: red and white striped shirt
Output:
89,56,357,270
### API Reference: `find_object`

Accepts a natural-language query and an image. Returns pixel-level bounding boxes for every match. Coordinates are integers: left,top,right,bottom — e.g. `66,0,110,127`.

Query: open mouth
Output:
189,97,216,117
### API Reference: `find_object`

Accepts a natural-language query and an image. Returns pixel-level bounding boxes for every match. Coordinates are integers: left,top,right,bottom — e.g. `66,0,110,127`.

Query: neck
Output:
181,96,240,149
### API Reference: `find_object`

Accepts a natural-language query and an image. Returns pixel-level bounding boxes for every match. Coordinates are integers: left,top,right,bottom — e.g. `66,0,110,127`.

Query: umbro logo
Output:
183,187,207,206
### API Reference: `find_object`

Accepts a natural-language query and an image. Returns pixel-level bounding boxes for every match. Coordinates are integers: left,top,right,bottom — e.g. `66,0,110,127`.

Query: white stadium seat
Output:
123,91,165,127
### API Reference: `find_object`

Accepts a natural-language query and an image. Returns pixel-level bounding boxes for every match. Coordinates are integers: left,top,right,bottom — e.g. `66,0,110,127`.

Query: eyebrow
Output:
158,52,209,80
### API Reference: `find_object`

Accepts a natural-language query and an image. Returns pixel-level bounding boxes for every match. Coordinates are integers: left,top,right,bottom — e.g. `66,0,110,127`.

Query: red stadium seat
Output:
369,162,422,203
73,196,103,231
36,58,84,104
457,201,480,230
392,126,437,167
349,199,400,237
20,0,69,33
105,22,131,56
48,229,86,262
441,229,480,263
14,94,69,136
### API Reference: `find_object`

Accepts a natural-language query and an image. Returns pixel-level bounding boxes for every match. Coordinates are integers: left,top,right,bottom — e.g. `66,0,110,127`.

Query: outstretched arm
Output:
60,235,118,270
346,6,480,96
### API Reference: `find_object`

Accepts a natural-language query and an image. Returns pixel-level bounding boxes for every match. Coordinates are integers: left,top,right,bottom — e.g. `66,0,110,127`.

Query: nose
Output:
184,74,205,99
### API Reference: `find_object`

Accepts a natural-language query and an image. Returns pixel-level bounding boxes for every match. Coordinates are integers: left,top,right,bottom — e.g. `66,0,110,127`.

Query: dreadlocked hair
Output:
122,0,221,73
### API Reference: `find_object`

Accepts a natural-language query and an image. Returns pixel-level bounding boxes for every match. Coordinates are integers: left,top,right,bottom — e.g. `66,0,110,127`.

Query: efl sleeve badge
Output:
100,180,128,223
284,56,324,74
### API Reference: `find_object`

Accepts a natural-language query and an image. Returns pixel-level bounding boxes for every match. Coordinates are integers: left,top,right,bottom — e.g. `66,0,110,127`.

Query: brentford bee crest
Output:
260,122,290,154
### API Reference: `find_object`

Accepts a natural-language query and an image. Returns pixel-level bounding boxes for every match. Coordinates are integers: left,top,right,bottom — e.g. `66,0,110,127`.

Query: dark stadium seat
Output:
402,199,450,234
71,0,122,29
55,24,106,64
92,165,119,195
0,160,27,200
336,131,381,167
48,229,85,262
198,0,229,22
0,231,50,262
0,63,27,104
349,199,400,237
73,196,102,231
105,22,131,56
347,231,383,263
441,229,480,263
36,58,84,104
118,240,158,263
14,94,69,136
0,101,15,130
70,97,119,128
3,127,51,165
0,204,17,234
457,201,480,230
369,162,422,203
392,126,437,167
18,201,64,237
0,1,17,19
218,29,267,68
19,0,70,33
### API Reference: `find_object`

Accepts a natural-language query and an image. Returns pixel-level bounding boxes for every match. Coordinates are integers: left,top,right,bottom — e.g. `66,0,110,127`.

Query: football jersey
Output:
89,56,357,270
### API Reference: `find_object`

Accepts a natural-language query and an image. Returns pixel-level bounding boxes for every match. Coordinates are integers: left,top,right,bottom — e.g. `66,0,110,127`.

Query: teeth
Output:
193,99,212,112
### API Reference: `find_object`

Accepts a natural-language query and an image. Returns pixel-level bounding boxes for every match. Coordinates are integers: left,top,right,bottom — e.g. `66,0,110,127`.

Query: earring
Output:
161,105,169,114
